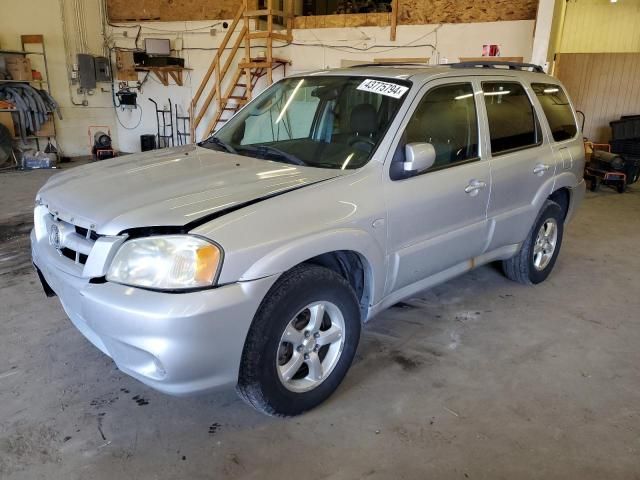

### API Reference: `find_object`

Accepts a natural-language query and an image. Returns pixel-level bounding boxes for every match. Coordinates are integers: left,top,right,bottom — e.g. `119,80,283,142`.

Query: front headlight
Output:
106,235,222,290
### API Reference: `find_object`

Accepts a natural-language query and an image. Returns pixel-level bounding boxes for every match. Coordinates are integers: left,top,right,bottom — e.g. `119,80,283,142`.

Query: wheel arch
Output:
549,187,570,221
239,229,385,319
303,250,372,320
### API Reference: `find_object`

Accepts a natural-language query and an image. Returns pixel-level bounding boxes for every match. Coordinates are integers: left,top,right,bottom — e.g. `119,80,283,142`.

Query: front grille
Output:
46,213,100,266
75,225,100,241
61,248,89,265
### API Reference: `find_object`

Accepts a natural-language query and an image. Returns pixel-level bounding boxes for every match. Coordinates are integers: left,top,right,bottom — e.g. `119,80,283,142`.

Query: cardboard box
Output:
0,111,16,137
5,55,32,81
35,114,55,137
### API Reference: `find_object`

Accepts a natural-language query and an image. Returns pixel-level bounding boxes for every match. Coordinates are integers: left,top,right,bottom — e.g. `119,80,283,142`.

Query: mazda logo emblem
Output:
49,224,61,250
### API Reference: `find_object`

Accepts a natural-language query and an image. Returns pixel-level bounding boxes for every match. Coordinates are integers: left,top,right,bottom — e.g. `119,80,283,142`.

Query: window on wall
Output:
482,81,540,155
402,83,479,171
302,0,392,15
531,83,577,142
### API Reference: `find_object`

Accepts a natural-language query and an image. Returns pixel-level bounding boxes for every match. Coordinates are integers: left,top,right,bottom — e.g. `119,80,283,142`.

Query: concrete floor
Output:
0,163,639,480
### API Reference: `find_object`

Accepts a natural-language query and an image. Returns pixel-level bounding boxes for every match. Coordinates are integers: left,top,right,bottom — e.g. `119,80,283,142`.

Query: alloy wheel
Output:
533,218,558,271
276,301,346,393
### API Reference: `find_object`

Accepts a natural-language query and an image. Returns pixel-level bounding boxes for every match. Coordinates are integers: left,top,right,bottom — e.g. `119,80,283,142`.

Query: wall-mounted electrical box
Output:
94,56,111,82
77,54,96,90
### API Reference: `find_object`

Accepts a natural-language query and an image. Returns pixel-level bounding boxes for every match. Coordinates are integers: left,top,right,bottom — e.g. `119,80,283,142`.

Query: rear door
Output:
479,78,555,251
529,82,582,177
383,78,491,295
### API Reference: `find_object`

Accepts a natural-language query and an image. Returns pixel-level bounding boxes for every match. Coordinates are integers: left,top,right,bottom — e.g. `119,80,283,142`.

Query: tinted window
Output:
531,83,577,142
404,83,479,170
482,82,539,155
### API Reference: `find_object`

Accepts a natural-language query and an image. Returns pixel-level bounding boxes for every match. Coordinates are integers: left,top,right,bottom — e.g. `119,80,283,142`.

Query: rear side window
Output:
482,81,540,155
531,83,577,142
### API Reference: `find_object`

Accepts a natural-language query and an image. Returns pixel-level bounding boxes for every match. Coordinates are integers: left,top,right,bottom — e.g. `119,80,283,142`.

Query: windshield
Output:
203,75,410,169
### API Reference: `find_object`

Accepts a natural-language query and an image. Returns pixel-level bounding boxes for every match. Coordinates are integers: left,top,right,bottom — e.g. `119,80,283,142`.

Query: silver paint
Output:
32,65,586,396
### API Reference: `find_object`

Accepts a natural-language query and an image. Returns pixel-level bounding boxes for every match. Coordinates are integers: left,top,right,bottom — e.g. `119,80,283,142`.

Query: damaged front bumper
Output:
31,228,277,395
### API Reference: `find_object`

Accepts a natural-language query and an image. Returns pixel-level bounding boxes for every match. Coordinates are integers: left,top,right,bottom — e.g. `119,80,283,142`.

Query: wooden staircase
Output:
190,0,293,140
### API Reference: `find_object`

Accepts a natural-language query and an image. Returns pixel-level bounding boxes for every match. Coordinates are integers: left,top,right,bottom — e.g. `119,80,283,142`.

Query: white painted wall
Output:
1,0,536,155
0,0,118,157
110,19,535,147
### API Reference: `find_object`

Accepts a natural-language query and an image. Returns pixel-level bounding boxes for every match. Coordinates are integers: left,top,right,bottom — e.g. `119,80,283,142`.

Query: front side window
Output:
403,82,479,170
204,76,410,170
482,81,540,155
531,83,577,142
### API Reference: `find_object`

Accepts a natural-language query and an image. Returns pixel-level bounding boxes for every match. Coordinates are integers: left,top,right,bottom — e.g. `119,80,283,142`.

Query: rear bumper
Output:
32,230,278,395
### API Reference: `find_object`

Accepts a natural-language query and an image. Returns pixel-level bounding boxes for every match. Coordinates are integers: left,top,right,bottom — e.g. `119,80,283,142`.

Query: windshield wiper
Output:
199,136,237,154
236,145,307,166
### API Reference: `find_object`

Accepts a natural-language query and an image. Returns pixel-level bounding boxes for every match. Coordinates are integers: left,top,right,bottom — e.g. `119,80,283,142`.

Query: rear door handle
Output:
533,163,551,176
464,179,487,196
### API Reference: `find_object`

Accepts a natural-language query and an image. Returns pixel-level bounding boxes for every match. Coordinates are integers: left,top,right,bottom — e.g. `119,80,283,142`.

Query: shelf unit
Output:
135,66,192,86
0,35,56,152
0,49,44,56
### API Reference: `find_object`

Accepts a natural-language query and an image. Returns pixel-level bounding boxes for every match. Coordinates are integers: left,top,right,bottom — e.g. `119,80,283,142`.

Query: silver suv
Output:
32,62,585,416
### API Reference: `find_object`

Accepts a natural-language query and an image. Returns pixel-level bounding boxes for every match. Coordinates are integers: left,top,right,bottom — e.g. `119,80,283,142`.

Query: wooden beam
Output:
267,0,273,85
244,9,284,17
154,70,169,86
390,0,398,41
243,0,252,101
238,61,272,69
20,34,44,45
168,70,184,86
270,32,292,42
285,0,293,37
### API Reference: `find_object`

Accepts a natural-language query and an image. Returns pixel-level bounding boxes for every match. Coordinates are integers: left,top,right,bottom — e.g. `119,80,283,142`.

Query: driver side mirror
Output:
404,142,436,174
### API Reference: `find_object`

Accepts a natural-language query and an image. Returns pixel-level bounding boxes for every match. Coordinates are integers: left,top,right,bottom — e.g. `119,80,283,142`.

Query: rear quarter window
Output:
531,83,577,142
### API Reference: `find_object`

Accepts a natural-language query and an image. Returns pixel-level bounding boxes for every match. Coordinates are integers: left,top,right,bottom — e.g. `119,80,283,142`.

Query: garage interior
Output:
1,0,639,478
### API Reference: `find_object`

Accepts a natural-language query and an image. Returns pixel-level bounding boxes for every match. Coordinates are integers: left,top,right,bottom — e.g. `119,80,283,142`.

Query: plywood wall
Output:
107,0,536,23
397,0,538,25
293,12,391,28
106,0,258,22
555,53,640,142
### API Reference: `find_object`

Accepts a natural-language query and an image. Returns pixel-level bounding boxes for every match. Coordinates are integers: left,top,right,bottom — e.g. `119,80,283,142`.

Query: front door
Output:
383,79,491,295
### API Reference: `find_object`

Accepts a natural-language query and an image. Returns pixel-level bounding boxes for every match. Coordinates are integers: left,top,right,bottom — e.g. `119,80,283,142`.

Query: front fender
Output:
239,228,386,306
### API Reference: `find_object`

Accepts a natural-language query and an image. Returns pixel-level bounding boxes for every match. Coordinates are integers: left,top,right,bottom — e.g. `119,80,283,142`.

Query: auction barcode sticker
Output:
357,79,409,99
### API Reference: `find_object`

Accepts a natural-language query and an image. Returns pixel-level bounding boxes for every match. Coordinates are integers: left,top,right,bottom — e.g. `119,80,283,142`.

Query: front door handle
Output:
464,179,487,196
533,163,551,176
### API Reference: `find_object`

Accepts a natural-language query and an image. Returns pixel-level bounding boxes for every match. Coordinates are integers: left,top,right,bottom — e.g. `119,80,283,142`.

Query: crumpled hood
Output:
37,145,346,235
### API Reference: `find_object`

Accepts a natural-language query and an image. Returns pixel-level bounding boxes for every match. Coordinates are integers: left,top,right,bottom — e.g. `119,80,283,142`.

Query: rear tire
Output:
237,264,361,417
502,200,564,285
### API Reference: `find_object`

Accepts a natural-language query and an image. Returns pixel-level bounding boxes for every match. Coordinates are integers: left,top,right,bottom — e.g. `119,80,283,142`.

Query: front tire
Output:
237,264,361,417
502,200,564,285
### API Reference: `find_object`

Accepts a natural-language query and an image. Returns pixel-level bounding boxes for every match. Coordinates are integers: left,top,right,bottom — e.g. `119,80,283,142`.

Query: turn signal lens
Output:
195,244,221,283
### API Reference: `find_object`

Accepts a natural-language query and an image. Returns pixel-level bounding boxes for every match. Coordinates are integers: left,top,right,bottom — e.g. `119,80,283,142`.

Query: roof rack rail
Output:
348,62,427,68
449,61,545,73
